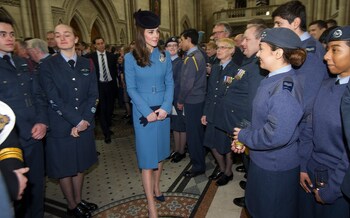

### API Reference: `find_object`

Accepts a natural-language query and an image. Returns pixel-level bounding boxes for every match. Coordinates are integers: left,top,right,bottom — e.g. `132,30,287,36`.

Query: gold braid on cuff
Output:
0,147,24,162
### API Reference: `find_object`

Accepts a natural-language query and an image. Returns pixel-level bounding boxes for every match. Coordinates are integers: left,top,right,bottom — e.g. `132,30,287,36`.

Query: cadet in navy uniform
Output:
177,29,207,177
340,26,350,201
165,36,186,163
39,24,99,218
0,16,47,218
124,10,173,218
232,28,306,218
299,26,350,218
202,38,239,186
229,24,268,207
272,1,328,135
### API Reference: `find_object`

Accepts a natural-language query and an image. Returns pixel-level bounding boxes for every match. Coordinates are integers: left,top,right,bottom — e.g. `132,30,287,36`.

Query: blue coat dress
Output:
125,48,174,169
39,54,99,178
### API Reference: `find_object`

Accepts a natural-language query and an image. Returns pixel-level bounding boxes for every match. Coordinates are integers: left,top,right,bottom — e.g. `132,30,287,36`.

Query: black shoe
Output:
236,165,246,173
244,173,247,179
104,137,111,144
155,195,165,202
184,170,204,178
79,200,98,212
208,171,224,180
171,152,186,163
109,130,114,135
167,151,177,160
239,180,246,190
233,197,246,208
67,204,91,217
216,174,233,186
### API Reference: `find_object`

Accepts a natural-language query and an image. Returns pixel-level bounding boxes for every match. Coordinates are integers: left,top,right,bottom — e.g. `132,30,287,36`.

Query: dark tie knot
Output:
68,59,75,69
3,54,11,62
2,54,14,67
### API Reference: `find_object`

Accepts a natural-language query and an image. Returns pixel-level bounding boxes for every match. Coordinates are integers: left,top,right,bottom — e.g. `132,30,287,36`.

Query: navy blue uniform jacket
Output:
39,54,98,137
0,56,48,144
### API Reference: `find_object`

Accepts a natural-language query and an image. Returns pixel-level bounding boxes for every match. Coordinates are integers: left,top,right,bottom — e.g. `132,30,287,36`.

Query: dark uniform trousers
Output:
98,81,115,138
184,102,206,173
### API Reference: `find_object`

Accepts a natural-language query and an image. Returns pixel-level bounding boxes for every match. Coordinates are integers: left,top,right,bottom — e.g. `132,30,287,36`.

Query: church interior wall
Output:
0,0,348,46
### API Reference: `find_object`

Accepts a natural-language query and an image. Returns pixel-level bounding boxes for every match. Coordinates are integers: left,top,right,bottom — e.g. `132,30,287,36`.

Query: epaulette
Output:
184,54,199,71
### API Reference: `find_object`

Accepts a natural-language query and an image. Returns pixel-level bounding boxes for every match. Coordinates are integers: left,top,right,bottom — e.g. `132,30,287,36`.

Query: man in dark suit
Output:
0,16,48,218
46,30,59,54
89,37,117,144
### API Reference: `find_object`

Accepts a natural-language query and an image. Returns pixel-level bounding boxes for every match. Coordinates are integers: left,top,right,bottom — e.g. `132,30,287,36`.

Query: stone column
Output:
39,0,54,38
20,0,32,37
338,0,350,25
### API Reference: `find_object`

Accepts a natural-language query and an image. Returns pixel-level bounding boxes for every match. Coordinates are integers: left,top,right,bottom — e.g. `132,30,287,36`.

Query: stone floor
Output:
43,110,246,218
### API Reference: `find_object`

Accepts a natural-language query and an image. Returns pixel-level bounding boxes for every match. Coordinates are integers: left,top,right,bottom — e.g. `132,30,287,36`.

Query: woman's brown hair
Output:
132,26,164,67
269,44,307,67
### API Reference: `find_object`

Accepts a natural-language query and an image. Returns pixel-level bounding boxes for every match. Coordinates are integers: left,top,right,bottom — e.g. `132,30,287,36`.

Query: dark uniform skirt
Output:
246,161,299,218
171,106,186,132
203,122,231,154
46,130,98,179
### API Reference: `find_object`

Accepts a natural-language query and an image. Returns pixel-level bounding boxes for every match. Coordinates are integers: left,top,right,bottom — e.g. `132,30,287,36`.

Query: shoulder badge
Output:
283,80,294,92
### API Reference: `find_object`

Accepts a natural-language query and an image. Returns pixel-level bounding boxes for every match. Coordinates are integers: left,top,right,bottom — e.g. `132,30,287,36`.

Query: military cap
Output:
260,28,302,49
165,36,178,47
327,26,350,42
133,9,160,29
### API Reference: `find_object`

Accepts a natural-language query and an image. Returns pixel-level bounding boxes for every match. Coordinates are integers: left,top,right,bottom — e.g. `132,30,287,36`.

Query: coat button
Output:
75,98,79,101
215,88,218,90
21,83,24,86
75,107,78,110
72,78,76,81
74,88,78,91
231,110,234,112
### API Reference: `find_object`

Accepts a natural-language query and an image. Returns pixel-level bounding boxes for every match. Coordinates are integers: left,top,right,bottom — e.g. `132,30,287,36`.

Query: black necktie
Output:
3,55,14,67
68,59,75,69
100,53,108,81
335,79,340,85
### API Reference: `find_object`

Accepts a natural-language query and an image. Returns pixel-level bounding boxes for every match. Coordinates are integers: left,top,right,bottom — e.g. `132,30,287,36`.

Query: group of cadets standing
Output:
166,1,350,218
1,0,350,217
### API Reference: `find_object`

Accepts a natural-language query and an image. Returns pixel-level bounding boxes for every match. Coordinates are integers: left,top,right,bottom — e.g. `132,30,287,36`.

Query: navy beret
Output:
165,36,178,46
327,26,350,42
133,9,160,29
260,28,302,49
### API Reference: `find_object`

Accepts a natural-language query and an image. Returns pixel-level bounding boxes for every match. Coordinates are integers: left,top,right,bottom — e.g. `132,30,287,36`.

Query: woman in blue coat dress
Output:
232,28,306,218
40,24,99,217
124,10,174,218
299,26,350,218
